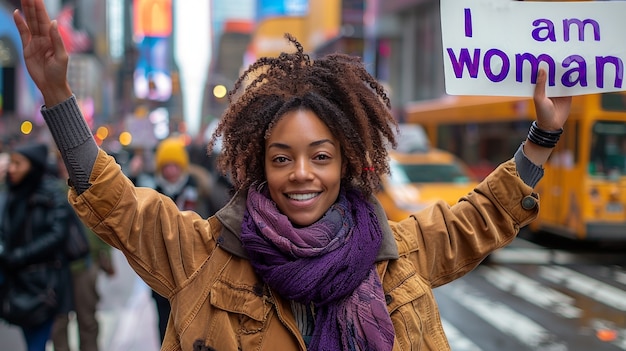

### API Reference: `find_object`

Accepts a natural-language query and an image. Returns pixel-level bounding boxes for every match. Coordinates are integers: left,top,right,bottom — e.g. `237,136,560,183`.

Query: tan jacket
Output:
70,149,539,351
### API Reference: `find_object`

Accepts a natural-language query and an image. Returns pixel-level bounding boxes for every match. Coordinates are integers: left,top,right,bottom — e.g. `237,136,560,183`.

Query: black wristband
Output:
527,121,563,148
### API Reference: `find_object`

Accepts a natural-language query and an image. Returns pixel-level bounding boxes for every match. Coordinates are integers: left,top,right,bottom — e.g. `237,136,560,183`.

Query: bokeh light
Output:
119,131,132,146
96,126,110,140
20,121,33,135
213,84,227,99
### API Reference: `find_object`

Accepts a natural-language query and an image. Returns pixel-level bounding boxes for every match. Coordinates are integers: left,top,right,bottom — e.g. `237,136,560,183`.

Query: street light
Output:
213,84,227,99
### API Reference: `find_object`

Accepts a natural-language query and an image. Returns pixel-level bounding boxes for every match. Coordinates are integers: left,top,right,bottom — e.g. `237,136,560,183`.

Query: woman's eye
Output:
274,156,289,163
315,154,330,161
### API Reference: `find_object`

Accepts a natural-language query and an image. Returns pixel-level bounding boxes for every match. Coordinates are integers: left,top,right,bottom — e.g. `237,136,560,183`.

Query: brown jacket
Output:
69,149,539,351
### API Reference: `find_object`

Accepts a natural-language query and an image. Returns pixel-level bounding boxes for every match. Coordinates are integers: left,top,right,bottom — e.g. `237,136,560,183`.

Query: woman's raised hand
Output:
533,69,572,132
13,0,72,107
523,69,573,166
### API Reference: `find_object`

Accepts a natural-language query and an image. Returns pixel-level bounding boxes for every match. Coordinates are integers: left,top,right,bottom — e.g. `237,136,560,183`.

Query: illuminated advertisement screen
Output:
256,0,308,22
133,0,172,37
133,0,173,101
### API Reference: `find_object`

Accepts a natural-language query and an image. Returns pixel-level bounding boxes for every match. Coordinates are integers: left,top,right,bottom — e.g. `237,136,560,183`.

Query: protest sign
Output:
441,0,626,97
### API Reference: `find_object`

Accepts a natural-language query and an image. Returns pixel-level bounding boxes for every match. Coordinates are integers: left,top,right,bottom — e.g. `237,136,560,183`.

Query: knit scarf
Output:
241,186,395,351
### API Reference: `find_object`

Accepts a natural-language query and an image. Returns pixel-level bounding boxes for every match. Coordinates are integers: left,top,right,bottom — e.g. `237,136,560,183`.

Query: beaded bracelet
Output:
527,121,563,148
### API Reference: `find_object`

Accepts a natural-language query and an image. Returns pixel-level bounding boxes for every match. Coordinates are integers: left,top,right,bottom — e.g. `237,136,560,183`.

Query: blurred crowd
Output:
0,136,232,351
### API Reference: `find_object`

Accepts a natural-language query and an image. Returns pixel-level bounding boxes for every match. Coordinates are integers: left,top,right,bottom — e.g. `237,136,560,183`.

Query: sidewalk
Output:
0,249,161,351
94,249,161,351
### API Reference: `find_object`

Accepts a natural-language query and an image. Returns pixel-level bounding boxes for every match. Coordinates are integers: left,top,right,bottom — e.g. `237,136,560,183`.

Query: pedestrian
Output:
13,0,572,349
0,142,72,351
152,137,210,215
187,139,234,215
51,156,116,351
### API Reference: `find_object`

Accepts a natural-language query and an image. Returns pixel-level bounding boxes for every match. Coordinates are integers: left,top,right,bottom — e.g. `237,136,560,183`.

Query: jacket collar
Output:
215,189,399,262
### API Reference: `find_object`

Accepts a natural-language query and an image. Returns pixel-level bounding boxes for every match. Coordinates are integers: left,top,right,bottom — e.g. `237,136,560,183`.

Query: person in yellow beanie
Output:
154,138,191,203
155,138,189,177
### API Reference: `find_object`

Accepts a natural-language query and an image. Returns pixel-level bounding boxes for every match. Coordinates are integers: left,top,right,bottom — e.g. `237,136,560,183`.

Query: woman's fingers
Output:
533,69,547,103
50,20,67,58
532,68,572,130
12,9,30,49
13,0,54,49
18,0,51,38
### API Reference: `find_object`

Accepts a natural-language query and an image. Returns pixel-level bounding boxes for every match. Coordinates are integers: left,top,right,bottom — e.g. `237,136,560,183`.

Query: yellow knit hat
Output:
155,137,189,171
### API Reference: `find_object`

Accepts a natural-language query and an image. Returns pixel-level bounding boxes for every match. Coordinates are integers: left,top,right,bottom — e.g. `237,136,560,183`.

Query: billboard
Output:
257,0,308,21
133,0,173,102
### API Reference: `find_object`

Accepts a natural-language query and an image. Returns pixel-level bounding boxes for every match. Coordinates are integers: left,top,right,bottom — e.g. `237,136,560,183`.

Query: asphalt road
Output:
437,235,626,351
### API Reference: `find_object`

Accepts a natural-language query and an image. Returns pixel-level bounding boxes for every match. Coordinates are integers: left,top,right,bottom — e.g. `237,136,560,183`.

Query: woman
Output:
0,142,72,351
13,0,571,349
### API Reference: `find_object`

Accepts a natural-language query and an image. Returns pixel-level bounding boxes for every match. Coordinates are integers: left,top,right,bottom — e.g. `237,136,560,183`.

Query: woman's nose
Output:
290,159,313,181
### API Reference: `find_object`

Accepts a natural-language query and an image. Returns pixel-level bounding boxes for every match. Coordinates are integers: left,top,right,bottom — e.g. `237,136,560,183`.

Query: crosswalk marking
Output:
441,280,568,351
438,263,626,351
611,269,626,287
539,266,626,311
489,247,554,264
479,265,582,319
441,319,483,351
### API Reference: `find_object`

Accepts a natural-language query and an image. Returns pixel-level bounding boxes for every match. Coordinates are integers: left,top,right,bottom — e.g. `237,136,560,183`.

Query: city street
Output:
1,0,626,350
437,234,626,351
1,233,626,351
0,250,160,351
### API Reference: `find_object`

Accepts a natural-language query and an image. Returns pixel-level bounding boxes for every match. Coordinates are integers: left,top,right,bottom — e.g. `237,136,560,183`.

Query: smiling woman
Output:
14,0,572,349
264,109,343,227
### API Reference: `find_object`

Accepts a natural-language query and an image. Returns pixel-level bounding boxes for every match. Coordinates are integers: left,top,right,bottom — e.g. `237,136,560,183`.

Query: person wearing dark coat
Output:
0,142,72,351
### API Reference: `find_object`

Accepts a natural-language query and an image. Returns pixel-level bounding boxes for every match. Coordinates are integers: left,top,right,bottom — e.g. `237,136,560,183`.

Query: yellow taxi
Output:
376,148,479,221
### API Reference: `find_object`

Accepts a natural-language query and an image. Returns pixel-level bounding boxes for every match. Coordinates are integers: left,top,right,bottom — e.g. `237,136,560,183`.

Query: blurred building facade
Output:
247,0,592,123
244,0,445,121
0,0,253,146
206,0,254,123
0,0,120,148
0,0,445,146
0,0,587,149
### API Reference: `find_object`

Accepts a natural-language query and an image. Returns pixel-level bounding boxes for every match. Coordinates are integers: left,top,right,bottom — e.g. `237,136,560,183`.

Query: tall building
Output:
212,0,255,55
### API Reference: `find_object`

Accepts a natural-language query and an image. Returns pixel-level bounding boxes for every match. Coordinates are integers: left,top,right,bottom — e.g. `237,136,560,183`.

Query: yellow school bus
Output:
404,92,626,242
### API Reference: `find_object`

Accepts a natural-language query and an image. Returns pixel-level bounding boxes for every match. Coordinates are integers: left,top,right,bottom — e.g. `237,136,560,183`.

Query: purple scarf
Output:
241,187,395,351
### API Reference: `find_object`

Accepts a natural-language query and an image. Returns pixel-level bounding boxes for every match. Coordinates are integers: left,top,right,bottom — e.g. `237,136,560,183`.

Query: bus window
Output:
589,121,626,177
601,92,626,112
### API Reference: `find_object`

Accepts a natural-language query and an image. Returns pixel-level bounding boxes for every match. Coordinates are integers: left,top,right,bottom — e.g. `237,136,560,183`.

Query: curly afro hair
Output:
207,34,398,197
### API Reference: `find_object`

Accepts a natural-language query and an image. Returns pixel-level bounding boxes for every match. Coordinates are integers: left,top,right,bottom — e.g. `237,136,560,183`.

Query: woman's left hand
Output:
533,69,572,131
523,69,573,166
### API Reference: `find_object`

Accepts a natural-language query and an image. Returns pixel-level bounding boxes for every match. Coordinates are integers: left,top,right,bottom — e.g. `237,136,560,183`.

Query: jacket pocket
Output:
384,256,448,350
386,273,426,314
387,272,434,350
210,278,271,334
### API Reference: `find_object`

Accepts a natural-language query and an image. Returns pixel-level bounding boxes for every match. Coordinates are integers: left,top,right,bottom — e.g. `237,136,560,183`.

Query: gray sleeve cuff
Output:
41,95,98,194
41,95,92,151
514,142,544,188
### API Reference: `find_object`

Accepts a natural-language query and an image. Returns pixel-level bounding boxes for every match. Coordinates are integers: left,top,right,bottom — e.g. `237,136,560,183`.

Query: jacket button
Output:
521,195,537,210
385,294,393,305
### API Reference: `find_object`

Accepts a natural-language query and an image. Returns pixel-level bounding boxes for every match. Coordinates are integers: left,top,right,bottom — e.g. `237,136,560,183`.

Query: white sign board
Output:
441,0,626,97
